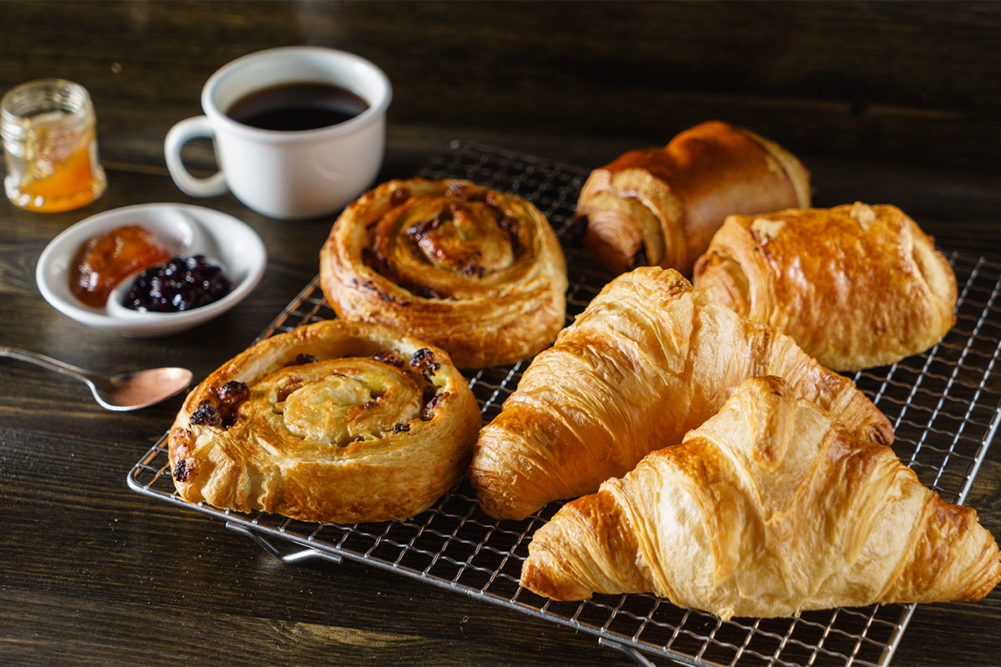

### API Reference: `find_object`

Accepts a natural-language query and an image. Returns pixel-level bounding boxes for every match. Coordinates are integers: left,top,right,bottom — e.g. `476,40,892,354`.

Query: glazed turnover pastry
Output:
693,202,958,371
576,120,810,276
168,319,481,524
469,267,892,520
521,377,1001,618
320,179,568,369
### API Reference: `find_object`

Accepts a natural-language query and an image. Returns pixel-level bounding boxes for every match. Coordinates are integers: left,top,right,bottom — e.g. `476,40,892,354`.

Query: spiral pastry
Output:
320,179,568,368
167,319,481,524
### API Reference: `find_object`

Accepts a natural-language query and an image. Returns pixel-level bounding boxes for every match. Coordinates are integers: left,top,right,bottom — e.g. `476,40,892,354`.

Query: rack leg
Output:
225,521,343,565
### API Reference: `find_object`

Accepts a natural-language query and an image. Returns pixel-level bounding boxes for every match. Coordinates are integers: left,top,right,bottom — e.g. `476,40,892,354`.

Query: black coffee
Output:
226,82,369,131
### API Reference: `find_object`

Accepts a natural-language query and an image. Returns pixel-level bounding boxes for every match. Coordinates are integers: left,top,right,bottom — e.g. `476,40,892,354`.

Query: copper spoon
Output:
1,346,192,411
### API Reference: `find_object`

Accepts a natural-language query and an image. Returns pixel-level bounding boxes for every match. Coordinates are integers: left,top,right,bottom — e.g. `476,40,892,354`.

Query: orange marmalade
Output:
70,225,170,307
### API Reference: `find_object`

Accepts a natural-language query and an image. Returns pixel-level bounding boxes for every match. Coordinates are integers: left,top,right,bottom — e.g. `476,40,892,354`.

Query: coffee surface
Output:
226,82,369,131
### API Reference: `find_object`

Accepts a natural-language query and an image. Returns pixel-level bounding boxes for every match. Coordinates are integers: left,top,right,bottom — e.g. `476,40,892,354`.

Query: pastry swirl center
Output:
368,189,525,299
268,358,423,446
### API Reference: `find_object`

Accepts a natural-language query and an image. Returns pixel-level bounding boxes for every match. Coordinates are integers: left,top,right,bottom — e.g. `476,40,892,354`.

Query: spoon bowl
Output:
1,346,192,411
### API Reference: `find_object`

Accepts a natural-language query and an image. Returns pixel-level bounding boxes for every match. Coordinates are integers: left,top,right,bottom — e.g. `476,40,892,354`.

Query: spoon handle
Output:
0,346,94,385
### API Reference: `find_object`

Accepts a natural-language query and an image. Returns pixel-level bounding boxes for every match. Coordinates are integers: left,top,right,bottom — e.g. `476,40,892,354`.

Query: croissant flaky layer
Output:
693,202,958,371
576,120,810,276
319,178,567,368
521,377,1001,618
469,267,892,520
168,320,481,524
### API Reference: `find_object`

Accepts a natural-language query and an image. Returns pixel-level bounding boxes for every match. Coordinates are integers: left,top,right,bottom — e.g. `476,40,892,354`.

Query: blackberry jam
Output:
122,255,232,312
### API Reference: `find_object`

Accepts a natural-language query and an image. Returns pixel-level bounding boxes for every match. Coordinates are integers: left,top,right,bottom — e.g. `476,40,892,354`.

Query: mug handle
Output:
164,116,228,197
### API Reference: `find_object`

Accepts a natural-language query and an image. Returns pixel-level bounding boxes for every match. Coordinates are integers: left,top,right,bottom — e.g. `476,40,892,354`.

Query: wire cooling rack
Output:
128,140,1001,667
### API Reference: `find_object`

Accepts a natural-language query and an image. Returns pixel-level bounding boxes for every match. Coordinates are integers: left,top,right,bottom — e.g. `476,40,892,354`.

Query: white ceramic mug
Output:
164,46,391,220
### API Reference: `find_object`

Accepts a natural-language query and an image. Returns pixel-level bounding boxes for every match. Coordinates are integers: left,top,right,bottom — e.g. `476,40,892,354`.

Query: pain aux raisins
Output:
122,255,232,312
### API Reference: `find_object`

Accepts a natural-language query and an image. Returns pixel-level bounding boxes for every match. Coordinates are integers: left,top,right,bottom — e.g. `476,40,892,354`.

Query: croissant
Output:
521,376,1001,618
693,202,958,371
320,178,567,368
168,319,481,524
469,267,892,520
576,120,810,276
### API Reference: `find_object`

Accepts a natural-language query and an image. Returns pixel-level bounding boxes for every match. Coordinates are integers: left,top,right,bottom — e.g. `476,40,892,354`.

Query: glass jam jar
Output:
1,79,107,212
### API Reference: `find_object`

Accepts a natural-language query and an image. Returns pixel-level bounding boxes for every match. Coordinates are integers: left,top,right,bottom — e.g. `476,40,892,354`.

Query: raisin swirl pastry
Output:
168,320,481,524
320,179,568,369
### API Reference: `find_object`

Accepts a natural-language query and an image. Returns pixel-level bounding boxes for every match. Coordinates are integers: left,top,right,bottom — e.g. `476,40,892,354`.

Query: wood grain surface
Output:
1,2,1000,665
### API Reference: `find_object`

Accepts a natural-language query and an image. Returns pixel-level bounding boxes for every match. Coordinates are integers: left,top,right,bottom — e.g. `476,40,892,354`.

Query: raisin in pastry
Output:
168,319,480,523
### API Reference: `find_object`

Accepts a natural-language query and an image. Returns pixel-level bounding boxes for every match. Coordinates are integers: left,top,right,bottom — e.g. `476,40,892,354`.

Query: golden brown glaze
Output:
576,121,810,276
320,179,567,368
469,267,892,520
167,319,481,524
693,202,958,370
521,377,1001,618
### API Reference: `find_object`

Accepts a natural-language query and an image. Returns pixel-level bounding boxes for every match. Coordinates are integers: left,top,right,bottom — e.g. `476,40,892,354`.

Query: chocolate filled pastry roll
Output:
320,179,568,369
470,267,892,520
168,319,481,524
521,377,1001,617
693,202,958,371
576,120,810,276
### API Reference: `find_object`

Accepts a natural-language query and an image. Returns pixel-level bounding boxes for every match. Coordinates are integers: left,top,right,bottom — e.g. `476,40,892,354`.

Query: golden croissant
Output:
693,202,958,371
576,120,810,276
521,376,1001,619
469,267,892,520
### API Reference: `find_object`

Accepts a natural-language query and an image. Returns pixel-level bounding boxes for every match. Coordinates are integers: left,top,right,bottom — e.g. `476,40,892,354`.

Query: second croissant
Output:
469,267,892,520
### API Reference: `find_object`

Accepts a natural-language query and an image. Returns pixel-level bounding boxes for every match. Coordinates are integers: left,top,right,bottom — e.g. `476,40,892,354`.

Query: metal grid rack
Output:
128,140,1001,667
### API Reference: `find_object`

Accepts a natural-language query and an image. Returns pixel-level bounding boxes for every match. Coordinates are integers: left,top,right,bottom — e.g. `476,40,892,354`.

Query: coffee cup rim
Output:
201,46,392,141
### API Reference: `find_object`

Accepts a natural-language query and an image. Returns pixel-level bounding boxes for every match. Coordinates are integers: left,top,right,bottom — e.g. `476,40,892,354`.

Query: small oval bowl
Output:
36,203,266,337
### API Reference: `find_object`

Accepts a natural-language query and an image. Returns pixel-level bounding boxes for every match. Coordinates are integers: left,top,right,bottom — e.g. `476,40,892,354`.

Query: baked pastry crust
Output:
521,377,1001,618
319,179,567,368
167,319,481,524
693,202,958,371
469,267,892,520
576,120,810,276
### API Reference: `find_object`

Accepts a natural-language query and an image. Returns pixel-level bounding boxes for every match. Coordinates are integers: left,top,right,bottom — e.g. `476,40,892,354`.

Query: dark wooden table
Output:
2,2,1000,665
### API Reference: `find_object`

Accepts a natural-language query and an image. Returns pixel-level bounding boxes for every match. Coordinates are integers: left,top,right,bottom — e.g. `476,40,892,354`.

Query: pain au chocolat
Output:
576,120,810,276
168,319,481,524
320,179,567,369
693,202,958,371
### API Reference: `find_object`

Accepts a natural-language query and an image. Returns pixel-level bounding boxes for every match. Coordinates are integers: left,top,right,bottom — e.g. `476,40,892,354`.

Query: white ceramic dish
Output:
36,203,266,337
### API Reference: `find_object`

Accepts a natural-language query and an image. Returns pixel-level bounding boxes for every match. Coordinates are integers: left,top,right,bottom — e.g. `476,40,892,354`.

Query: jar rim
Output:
1,79,94,142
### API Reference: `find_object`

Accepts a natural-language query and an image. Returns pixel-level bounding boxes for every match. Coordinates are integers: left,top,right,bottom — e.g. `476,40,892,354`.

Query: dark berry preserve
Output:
122,255,232,312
